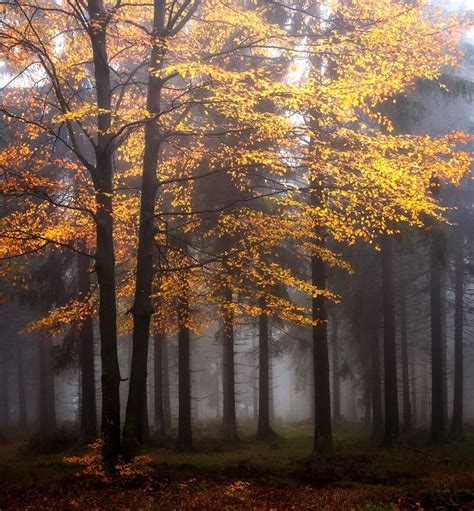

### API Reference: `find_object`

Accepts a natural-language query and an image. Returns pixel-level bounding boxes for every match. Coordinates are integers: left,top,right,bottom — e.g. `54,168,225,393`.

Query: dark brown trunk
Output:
162,338,172,432
153,331,165,438
311,249,333,453
429,237,446,443
371,332,383,441
39,340,56,434
176,287,193,451
421,354,429,426
400,278,412,434
77,253,97,444
222,289,238,441
87,0,122,465
331,318,341,423
257,299,275,439
381,236,399,447
16,337,27,429
411,352,418,428
0,359,8,427
440,277,449,431
123,0,167,457
252,335,258,423
450,228,464,440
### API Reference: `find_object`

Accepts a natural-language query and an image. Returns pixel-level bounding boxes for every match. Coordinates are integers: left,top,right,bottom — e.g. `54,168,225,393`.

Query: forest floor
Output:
1,421,474,510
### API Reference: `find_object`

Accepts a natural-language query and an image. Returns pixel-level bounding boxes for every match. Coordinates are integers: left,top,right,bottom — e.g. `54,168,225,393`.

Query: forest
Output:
0,0,473,509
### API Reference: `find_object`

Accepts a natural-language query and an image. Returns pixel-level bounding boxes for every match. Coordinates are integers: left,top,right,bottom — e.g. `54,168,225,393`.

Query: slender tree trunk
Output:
382,236,399,447
222,288,238,441
176,287,193,451
87,0,121,466
0,359,8,427
154,331,165,438
400,278,412,434
39,340,56,434
332,318,341,423
450,228,464,440
429,237,446,443
411,352,418,429
252,335,258,423
421,354,429,427
371,332,383,441
311,248,333,453
440,277,449,431
162,338,172,432
269,329,275,423
16,338,27,429
257,299,275,439
123,1,166,454
77,253,97,444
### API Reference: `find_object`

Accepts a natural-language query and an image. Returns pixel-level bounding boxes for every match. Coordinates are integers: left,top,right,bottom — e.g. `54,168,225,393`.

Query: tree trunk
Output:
39,340,56,434
440,276,449,431
411,353,418,429
257,300,275,439
123,0,168,457
176,289,193,452
450,228,464,440
153,331,165,438
77,253,97,444
222,289,238,441
331,318,341,423
16,337,27,429
400,278,412,434
429,237,446,443
87,0,122,466
381,236,399,447
252,335,258,423
371,332,383,441
162,338,172,432
420,353,429,427
0,358,8,427
311,249,333,453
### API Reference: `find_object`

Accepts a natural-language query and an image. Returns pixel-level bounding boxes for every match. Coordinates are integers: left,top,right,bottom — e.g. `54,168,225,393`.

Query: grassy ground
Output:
1,421,474,509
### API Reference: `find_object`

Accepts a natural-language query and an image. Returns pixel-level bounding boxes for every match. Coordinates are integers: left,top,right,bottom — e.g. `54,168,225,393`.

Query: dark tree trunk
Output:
162,338,172,432
176,289,193,451
411,354,418,428
252,336,258,423
311,249,333,454
77,253,97,444
400,278,412,434
0,359,8,427
381,236,399,447
429,237,446,443
153,331,165,438
371,332,383,441
421,354,429,426
450,228,464,440
331,318,341,423
257,300,275,439
222,289,238,441
87,0,122,466
440,278,449,431
123,1,166,455
16,337,27,429
39,340,56,434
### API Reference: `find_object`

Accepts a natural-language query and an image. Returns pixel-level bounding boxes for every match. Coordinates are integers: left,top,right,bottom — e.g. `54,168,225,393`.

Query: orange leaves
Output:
24,295,97,337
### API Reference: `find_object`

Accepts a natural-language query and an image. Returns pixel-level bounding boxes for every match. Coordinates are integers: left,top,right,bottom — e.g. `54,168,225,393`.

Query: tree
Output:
450,225,465,440
381,235,399,447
